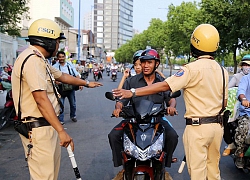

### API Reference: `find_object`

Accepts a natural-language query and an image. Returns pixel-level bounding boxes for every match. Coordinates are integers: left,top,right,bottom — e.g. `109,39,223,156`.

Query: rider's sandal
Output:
171,157,178,163
222,148,231,156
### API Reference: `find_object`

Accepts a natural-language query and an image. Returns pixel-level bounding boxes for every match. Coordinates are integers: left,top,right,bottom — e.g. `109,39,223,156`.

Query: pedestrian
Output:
109,49,179,175
113,24,229,180
11,18,102,180
53,51,83,124
233,72,250,168
88,62,93,73
222,55,250,156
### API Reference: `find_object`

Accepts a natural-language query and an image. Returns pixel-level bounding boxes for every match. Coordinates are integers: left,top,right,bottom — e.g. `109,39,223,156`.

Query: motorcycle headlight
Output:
124,134,139,159
123,133,163,161
148,133,163,157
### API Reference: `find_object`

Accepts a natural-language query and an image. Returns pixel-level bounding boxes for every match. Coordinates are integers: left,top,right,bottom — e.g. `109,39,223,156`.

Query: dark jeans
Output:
108,118,178,167
59,90,76,122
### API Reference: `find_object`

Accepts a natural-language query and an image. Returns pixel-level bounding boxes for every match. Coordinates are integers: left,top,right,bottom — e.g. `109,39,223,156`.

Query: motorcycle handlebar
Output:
111,112,126,118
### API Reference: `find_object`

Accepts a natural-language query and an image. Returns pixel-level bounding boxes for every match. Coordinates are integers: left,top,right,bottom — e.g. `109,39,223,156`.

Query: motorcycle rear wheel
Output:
0,107,12,130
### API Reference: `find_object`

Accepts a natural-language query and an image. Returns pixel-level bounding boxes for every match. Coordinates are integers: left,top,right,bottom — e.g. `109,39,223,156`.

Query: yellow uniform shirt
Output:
12,46,62,119
165,58,229,118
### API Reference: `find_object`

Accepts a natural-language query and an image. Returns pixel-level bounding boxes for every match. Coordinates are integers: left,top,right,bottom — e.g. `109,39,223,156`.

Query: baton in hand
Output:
178,156,186,174
67,145,82,180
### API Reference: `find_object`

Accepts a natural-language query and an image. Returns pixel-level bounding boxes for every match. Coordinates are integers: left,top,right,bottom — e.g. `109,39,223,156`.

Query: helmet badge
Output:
191,35,200,46
37,27,55,36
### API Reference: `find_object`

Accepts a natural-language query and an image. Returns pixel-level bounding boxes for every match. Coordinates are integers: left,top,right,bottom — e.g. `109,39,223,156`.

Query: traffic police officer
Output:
12,19,101,180
113,24,229,180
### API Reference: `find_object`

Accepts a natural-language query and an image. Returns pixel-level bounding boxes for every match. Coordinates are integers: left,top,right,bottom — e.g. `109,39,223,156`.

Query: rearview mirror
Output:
105,92,116,101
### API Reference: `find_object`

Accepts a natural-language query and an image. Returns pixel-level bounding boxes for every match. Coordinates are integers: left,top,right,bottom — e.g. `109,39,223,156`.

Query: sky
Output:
71,0,199,32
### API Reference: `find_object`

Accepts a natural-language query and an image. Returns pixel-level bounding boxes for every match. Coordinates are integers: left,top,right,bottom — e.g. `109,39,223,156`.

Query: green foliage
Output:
201,0,250,72
166,1,203,58
115,0,250,74
0,0,30,36
114,19,166,63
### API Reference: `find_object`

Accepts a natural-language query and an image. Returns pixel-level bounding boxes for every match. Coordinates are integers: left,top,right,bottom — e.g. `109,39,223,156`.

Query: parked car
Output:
173,64,181,70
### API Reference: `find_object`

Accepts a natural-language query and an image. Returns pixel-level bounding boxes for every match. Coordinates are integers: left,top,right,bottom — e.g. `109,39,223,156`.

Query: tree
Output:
143,19,168,72
201,0,250,73
114,20,166,64
166,2,203,61
0,0,30,36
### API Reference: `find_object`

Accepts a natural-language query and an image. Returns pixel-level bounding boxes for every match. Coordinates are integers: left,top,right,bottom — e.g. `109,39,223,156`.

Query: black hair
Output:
56,51,66,57
190,44,216,58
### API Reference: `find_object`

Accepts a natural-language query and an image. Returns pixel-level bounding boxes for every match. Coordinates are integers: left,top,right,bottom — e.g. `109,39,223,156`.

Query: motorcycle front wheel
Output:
133,174,150,180
0,107,12,130
94,75,98,81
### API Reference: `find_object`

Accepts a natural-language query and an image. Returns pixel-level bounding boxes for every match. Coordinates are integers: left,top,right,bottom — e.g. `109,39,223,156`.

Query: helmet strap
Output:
28,37,56,58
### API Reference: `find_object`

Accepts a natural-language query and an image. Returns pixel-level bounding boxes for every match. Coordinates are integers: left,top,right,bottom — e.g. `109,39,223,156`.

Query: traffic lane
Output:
36,72,250,180
58,73,124,180
0,71,248,180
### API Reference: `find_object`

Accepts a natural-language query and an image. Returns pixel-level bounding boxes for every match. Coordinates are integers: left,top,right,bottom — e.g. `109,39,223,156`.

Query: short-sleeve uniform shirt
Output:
165,58,229,118
12,46,62,119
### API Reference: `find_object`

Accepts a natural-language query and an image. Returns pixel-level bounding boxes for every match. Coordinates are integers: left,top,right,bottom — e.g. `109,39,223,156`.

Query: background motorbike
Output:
111,69,117,82
81,71,89,80
93,68,101,81
0,89,17,130
106,67,110,76
105,91,180,180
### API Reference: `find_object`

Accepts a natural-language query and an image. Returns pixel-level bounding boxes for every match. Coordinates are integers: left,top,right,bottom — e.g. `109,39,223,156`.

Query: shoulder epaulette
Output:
33,50,42,58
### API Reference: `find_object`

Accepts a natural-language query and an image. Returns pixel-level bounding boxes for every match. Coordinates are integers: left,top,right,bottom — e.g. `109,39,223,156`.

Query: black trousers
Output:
108,119,178,167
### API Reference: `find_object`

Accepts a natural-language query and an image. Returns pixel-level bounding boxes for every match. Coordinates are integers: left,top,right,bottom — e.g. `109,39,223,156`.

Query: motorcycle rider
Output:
113,24,229,180
0,66,12,91
108,49,179,169
118,50,143,89
234,72,250,168
223,55,250,156
228,55,250,88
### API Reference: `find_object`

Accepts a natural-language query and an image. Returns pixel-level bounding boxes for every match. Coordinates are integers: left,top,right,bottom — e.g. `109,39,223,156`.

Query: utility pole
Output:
77,0,81,63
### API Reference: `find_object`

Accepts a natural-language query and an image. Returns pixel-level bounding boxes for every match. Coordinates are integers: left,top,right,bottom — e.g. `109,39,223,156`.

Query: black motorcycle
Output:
105,91,180,180
81,71,89,80
111,69,117,82
106,67,110,76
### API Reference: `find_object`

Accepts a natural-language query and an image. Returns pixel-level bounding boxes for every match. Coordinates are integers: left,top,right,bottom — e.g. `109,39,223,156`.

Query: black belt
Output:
186,116,223,126
21,117,51,130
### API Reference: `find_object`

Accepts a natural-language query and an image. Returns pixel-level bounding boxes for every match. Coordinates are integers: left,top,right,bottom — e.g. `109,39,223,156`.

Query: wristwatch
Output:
242,97,247,101
85,80,90,87
130,88,136,97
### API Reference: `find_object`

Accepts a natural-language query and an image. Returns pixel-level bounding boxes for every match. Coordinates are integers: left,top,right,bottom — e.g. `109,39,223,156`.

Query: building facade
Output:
94,0,133,52
20,0,79,58
22,0,74,30
83,9,94,32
